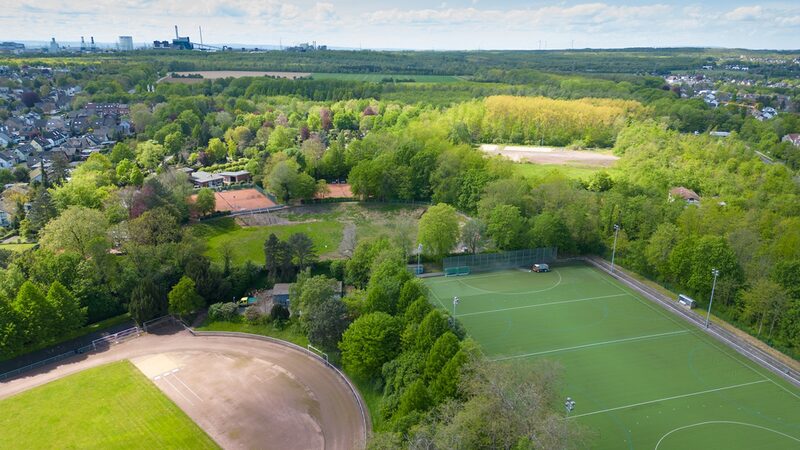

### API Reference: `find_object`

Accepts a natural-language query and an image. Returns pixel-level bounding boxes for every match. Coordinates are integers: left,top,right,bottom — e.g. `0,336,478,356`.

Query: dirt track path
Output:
0,331,366,450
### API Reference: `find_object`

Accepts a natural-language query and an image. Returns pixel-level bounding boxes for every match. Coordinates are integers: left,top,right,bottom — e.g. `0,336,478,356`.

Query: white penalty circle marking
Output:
456,269,563,296
655,421,800,450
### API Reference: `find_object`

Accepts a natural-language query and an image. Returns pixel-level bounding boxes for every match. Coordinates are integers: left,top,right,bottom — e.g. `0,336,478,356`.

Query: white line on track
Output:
457,293,628,317
172,374,202,401
161,374,194,405
654,421,800,449
490,330,690,361
568,379,769,419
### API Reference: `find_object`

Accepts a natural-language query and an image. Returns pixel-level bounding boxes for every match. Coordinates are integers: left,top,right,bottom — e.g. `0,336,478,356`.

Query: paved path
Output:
0,330,366,450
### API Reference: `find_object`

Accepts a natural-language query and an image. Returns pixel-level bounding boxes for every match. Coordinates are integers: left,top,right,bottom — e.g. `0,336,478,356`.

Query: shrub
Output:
244,305,264,324
270,304,290,324
208,302,238,321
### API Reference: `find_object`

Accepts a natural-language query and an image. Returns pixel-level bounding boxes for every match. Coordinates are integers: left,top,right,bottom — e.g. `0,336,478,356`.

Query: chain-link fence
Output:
443,248,558,274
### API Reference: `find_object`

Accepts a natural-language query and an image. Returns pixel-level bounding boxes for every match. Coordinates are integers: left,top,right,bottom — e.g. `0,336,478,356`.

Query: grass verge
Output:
0,361,218,449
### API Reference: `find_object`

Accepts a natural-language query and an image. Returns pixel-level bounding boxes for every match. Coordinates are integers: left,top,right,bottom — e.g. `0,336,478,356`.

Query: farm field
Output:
310,72,461,83
424,264,800,449
191,217,343,265
0,361,217,449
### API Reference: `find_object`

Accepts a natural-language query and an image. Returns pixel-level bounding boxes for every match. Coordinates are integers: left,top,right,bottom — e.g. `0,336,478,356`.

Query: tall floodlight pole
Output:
705,268,720,328
453,296,459,318
610,224,621,273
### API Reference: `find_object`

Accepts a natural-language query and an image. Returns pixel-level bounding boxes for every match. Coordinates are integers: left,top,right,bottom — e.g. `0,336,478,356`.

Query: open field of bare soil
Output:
480,144,619,167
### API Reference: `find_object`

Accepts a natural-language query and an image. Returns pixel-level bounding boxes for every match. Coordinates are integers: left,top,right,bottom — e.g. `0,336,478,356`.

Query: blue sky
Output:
2,1,799,50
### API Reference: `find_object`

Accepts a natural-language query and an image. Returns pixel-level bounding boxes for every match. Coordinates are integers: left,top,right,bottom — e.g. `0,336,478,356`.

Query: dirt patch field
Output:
0,332,366,450
192,189,278,213
160,71,311,83
480,144,619,167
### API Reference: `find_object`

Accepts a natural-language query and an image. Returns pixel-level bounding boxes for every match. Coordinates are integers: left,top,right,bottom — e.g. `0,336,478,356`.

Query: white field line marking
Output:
458,293,627,318
590,266,797,396
428,288,447,310
161,375,194,405
656,421,800,449
425,270,521,284
491,330,690,361
173,374,202,401
456,269,563,296
569,380,768,419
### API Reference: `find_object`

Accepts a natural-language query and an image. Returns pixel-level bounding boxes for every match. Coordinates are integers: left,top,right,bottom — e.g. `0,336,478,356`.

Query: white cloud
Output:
1,1,799,49
723,6,763,21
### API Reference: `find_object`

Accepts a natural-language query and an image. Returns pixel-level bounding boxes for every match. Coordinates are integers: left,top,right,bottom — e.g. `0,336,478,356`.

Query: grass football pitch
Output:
424,264,800,449
0,361,218,449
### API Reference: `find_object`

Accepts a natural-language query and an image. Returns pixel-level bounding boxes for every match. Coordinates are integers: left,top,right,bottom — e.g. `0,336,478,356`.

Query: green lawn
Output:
191,217,343,265
0,361,218,449
512,162,607,180
0,243,36,252
311,73,461,83
424,265,800,449
196,318,309,348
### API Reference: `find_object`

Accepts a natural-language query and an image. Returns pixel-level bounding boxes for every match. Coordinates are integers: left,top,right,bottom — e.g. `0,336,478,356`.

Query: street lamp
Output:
705,268,720,328
610,224,621,273
453,296,459,318
416,243,423,275
565,397,576,416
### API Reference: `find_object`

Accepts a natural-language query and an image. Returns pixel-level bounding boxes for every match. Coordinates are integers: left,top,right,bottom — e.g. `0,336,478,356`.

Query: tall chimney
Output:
175,25,179,39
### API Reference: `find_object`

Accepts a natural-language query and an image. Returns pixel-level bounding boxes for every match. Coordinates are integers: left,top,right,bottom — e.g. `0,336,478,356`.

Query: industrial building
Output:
118,36,133,51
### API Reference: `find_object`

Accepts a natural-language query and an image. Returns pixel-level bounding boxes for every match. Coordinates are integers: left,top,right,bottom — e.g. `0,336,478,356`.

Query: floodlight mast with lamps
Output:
705,268,720,328
610,224,621,273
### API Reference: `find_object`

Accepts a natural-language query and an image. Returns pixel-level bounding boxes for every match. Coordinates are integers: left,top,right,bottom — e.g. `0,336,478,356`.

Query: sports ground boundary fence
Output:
443,247,558,275
180,325,370,446
0,325,142,382
584,256,800,388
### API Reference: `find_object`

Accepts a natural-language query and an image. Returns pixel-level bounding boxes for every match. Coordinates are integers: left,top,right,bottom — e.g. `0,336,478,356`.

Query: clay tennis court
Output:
0,332,367,450
316,183,353,199
193,189,278,213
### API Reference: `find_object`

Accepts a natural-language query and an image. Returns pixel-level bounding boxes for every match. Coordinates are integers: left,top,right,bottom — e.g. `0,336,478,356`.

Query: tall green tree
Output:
340,312,402,379
418,203,459,261
194,188,216,216
46,281,86,332
168,276,204,316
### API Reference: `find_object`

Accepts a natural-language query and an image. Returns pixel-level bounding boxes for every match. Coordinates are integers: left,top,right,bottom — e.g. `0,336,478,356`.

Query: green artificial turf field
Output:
0,361,218,449
424,264,800,449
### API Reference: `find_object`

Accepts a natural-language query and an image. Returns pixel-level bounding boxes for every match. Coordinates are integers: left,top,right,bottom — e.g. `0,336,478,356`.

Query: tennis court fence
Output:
443,247,557,275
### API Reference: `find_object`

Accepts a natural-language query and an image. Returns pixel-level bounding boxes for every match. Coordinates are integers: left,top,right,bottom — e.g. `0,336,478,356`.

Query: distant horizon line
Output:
4,41,800,53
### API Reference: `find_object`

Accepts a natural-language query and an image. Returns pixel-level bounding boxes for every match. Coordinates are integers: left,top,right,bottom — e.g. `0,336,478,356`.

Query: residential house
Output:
218,170,252,184
0,133,10,148
190,171,224,188
782,134,800,147
0,152,13,168
668,187,701,205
